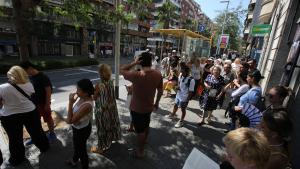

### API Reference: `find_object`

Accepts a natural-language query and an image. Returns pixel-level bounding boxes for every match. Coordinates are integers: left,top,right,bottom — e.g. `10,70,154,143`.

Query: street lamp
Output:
216,0,229,56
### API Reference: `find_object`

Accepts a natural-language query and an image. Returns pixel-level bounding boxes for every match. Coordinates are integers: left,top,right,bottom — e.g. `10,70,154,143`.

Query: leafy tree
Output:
157,0,177,29
9,0,133,60
214,5,246,51
127,0,152,21
11,0,44,61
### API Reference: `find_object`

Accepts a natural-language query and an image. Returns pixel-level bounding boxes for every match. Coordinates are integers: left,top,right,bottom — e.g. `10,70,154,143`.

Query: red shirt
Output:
122,69,163,113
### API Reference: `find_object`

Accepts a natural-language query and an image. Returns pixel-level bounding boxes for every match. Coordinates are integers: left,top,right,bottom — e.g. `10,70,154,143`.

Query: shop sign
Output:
251,24,272,37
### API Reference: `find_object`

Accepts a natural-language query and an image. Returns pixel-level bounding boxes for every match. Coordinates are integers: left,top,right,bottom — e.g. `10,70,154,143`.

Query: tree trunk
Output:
81,27,89,57
12,0,30,61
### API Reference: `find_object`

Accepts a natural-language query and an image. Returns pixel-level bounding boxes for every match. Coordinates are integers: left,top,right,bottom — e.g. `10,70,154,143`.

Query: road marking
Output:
79,68,98,74
64,71,91,76
91,78,100,81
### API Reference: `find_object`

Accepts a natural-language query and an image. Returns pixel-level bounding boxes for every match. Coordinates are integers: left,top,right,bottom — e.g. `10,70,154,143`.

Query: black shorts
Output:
130,111,151,133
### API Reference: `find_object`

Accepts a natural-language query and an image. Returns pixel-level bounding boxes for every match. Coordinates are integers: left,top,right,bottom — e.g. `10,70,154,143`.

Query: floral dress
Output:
94,80,121,149
201,74,225,111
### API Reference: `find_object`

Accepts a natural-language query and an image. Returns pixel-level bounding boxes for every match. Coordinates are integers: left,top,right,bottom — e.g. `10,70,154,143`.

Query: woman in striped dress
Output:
91,64,121,154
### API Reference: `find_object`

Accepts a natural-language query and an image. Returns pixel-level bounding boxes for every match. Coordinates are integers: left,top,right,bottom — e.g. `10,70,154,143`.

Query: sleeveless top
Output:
71,100,94,129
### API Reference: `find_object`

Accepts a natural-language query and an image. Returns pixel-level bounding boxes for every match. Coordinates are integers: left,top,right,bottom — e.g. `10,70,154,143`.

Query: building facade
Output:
244,0,300,167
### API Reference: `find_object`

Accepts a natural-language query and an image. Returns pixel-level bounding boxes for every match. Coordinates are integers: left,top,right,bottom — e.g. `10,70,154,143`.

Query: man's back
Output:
123,69,163,113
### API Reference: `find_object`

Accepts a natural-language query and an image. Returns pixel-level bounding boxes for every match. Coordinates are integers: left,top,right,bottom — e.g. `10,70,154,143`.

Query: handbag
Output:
9,82,36,105
208,89,217,97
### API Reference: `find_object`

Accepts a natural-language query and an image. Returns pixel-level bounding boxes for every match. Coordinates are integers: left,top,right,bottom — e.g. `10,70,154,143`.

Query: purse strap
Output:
8,82,33,103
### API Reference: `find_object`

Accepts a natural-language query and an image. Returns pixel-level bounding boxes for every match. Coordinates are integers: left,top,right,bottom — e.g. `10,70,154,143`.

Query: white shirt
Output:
231,84,250,100
176,75,195,102
0,82,36,116
72,100,93,129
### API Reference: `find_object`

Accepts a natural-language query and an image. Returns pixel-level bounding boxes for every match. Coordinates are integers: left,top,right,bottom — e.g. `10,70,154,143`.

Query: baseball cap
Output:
172,50,176,53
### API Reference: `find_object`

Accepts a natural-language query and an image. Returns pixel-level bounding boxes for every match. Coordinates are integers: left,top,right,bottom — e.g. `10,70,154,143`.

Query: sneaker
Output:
165,114,176,119
175,120,184,128
24,139,33,146
47,132,57,143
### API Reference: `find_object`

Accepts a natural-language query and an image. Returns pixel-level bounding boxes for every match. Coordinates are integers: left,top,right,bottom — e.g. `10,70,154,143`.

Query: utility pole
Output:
216,0,229,56
114,0,121,99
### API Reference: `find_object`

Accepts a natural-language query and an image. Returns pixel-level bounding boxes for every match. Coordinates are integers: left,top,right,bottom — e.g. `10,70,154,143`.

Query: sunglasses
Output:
266,93,276,98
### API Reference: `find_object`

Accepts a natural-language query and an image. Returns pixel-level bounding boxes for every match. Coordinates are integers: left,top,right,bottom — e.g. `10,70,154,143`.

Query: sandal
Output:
91,147,104,154
65,159,77,168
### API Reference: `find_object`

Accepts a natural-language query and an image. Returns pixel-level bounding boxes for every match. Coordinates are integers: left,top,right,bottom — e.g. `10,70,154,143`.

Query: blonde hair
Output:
7,66,29,84
223,128,270,169
98,64,112,81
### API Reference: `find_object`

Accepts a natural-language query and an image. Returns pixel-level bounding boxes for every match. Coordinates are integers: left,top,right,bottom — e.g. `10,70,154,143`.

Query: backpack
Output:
252,88,266,112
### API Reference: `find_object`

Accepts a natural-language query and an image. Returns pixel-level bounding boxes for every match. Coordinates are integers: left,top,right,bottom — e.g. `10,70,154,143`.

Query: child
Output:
125,84,134,132
163,69,178,97
165,64,195,128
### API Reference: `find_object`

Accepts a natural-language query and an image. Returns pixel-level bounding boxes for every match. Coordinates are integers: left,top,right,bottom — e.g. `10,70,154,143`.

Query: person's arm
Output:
232,79,241,88
93,84,100,100
120,59,141,75
154,77,163,111
216,86,225,100
66,93,92,124
45,86,51,111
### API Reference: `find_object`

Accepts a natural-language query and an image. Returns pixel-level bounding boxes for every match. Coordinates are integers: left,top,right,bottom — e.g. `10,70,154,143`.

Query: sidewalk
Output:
0,93,228,169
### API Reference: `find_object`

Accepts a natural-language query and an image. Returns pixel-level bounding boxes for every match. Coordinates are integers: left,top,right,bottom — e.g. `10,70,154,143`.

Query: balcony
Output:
244,26,250,34
247,12,253,19
259,0,276,23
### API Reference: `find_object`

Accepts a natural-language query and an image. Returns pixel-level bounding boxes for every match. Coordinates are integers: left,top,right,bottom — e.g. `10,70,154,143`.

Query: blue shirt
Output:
238,86,262,107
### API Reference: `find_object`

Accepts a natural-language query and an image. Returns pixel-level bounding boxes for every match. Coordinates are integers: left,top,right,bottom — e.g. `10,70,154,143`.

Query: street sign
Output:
198,24,205,32
251,24,272,37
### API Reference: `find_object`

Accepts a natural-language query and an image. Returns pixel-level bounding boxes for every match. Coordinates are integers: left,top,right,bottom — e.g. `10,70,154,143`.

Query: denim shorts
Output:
175,97,188,109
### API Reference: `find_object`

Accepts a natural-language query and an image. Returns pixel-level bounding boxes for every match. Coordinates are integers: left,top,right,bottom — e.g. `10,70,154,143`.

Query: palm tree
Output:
127,0,152,21
157,0,177,29
157,0,177,60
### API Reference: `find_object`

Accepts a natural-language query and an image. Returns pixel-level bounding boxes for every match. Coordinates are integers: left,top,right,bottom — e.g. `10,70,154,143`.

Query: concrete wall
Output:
258,0,300,167
259,0,292,94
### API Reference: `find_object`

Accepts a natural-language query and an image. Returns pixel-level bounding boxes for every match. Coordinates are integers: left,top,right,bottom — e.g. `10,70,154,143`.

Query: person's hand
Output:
69,93,78,104
133,56,142,65
234,106,242,112
206,85,212,90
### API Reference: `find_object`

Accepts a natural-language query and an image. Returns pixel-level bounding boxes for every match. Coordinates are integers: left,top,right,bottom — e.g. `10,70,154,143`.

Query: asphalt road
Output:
0,57,133,110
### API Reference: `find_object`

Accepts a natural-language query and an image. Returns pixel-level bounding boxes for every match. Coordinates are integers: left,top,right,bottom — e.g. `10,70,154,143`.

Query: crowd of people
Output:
157,50,294,169
0,50,295,169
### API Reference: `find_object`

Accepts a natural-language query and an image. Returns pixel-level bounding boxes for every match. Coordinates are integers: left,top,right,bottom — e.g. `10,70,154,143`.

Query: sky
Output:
195,0,249,21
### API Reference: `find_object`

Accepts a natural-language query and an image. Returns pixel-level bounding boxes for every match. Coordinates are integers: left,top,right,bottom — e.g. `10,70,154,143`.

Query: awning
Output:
259,0,276,23
150,29,210,41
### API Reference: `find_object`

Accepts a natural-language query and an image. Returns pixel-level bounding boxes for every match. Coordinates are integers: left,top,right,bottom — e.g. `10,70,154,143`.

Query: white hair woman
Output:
0,66,49,166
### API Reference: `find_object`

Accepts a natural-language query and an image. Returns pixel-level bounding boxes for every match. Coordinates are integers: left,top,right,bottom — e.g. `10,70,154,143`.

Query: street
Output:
0,58,228,169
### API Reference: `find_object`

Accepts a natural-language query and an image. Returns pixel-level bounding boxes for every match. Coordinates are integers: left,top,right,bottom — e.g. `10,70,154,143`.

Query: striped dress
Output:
94,80,121,149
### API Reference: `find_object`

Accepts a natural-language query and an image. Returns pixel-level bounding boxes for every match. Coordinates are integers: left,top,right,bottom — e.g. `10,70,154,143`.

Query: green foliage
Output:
127,0,152,21
214,5,247,50
0,7,4,16
157,0,178,29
